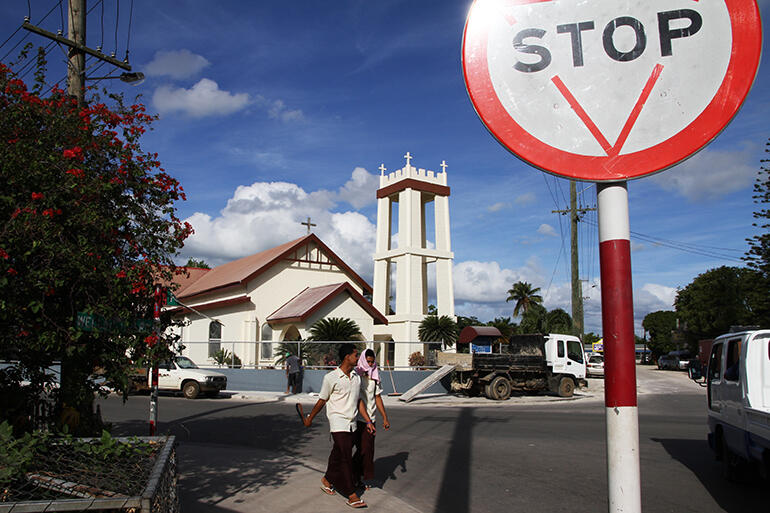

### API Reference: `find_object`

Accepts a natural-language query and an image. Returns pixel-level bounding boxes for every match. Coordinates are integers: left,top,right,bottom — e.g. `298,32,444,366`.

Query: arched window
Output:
260,324,273,360
209,321,222,358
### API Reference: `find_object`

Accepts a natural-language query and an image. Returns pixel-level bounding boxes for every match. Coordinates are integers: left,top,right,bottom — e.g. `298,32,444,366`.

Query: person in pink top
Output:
353,349,390,489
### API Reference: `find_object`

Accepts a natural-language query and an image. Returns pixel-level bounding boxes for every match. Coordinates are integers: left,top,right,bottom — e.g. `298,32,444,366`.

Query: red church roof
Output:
267,282,387,325
176,234,372,300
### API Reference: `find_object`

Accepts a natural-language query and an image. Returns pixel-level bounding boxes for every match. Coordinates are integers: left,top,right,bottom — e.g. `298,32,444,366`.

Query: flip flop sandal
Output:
346,499,367,508
320,484,335,495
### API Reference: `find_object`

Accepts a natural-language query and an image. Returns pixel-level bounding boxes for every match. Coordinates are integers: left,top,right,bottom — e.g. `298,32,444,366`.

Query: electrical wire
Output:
1,0,60,62
124,0,133,62
114,0,120,57
583,218,744,262
16,40,55,79
0,24,23,53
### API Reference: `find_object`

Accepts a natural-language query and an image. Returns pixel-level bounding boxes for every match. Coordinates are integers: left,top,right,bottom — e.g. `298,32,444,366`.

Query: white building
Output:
169,234,387,367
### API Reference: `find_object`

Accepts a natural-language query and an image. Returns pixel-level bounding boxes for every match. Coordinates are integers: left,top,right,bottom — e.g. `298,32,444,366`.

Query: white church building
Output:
169,154,455,368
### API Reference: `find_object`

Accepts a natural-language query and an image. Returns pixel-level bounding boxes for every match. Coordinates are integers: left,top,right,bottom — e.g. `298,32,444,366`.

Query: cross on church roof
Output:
379,163,387,175
301,217,316,234
404,151,413,167
440,160,448,173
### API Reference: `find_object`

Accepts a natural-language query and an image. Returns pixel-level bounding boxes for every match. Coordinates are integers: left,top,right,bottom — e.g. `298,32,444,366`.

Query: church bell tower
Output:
372,153,455,360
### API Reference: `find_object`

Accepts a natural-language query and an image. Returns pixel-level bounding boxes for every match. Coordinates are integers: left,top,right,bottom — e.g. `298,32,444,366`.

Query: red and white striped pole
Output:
149,285,162,436
597,182,641,512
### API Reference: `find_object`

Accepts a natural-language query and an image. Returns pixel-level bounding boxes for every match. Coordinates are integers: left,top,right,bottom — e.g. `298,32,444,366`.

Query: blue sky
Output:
1,0,768,335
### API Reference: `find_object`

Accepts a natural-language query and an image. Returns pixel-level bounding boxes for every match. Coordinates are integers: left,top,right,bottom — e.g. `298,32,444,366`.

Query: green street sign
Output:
166,289,181,307
76,312,153,333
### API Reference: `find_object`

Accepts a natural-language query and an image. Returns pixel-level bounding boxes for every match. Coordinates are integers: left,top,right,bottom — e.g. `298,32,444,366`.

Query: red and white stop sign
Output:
462,0,762,181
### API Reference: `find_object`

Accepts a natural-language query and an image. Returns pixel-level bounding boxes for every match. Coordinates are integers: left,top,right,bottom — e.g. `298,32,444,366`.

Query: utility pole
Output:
67,0,85,106
22,0,132,107
553,181,596,337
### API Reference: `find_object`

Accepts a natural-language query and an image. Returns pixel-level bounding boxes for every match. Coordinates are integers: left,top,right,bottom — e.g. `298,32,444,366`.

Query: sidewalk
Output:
177,442,423,513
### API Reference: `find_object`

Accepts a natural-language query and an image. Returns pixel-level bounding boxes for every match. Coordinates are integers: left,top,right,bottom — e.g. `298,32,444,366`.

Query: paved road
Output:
98,366,768,512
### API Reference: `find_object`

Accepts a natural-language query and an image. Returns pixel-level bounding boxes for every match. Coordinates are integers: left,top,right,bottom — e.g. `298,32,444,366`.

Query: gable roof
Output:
267,282,388,325
172,267,212,296
458,326,503,344
177,234,372,300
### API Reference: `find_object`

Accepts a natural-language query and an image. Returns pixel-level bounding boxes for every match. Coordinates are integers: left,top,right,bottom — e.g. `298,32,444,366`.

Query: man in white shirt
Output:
303,344,374,509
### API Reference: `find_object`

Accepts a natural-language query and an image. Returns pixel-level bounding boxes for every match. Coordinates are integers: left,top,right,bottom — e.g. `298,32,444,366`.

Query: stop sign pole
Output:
462,0,761,511
597,182,640,511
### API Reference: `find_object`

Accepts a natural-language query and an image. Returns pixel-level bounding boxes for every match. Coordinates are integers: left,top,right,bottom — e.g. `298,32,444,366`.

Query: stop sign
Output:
462,0,762,181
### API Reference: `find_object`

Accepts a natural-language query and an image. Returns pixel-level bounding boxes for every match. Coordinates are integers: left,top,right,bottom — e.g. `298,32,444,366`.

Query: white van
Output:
700,330,770,479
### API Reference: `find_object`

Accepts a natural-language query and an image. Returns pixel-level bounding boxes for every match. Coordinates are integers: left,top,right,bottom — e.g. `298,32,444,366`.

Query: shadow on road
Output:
373,451,409,487
109,402,322,512
652,438,770,513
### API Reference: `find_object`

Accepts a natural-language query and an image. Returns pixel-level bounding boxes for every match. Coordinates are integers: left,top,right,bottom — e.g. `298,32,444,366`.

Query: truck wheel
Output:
182,380,200,399
484,383,498,400
489,376,512,401
557,377,575,398
720,435,743,482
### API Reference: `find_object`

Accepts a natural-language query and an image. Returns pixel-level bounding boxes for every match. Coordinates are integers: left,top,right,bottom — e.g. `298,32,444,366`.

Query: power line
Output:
124,0,133,62
583,218,744,262
1,1,60,62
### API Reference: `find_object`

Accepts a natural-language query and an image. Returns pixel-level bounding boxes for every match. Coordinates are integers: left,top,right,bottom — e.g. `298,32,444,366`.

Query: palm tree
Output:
418,315,458,348
544,308,573,334
308,317,362,341
487,316,516,343
506,281,543,318
307,317,363,367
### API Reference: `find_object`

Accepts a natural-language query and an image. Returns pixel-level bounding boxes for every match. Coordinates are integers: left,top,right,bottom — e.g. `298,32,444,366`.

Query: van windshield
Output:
175,356,198,369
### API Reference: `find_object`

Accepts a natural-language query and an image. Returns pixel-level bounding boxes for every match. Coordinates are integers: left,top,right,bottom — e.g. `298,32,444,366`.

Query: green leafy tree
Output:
642,310,678,358
583,332,602,345
0,64,190,434
506,281,543,318
543,308,573,334
456,315,481,334
743,140,770,325
674,266,757,344
519,303,547,333
486,316,516,343
184,257,210,269
418,315,458,348
306,317,363,366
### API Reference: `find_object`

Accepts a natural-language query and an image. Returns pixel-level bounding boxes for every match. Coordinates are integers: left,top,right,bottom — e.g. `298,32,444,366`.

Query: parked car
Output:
587,354,604,377
657,354,679,370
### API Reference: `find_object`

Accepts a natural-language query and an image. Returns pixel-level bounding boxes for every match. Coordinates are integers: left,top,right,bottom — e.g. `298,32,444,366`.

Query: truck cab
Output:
543,334,587,380
703,330,770,479
155,356,228,399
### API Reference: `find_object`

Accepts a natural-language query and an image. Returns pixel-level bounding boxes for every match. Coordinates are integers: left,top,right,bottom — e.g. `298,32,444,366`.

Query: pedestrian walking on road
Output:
285,352,301,394
302,343,374,509
353,349,390,489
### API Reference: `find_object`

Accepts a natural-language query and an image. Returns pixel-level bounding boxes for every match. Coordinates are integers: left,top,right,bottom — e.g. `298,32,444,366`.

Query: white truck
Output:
694,329,770,480
440,333,587,400
129,356,227,399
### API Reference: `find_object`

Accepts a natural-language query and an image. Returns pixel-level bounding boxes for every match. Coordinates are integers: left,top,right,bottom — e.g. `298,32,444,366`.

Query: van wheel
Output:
720,435,742,482
489,376,512,401
557,377,575,397
182,381,200,399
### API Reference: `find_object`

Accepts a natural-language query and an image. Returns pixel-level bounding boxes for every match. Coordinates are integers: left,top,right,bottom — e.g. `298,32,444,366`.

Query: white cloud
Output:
336,167,379,209
650,144,758,201
631,241,646,252
145,49,210,79
267,99,304,122
514,193,536,205
181,173,378,278
487,202,510,212
452,259,543,303
153,79,249,118
537,223,558,237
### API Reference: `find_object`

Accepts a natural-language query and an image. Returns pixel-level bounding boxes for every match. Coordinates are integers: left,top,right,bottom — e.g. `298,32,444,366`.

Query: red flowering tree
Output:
0,64,192,434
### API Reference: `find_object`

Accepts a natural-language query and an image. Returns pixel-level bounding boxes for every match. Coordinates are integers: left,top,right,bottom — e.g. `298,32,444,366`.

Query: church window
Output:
208,321,222,358
261,324,273,360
